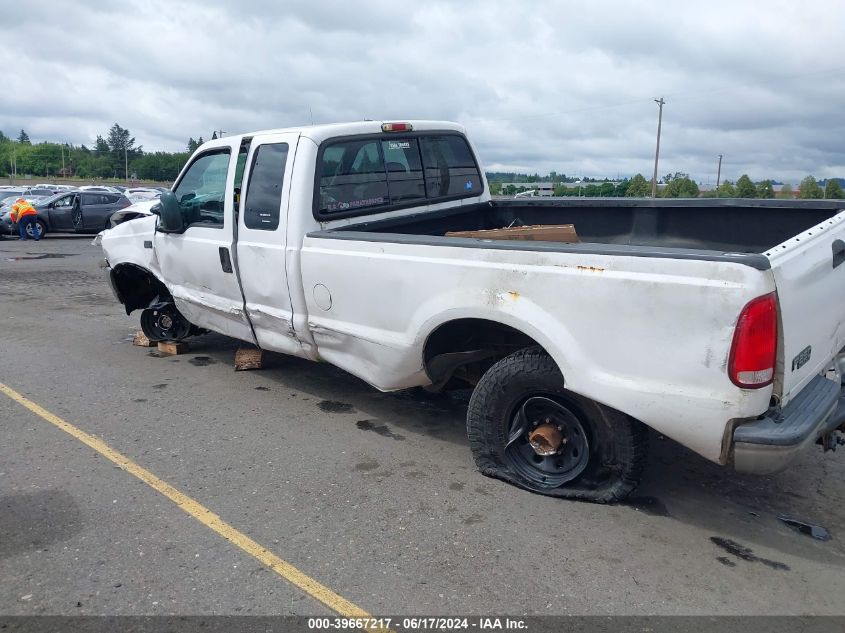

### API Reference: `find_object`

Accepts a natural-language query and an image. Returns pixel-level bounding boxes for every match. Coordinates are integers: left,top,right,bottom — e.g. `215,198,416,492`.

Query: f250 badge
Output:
791,345,812,371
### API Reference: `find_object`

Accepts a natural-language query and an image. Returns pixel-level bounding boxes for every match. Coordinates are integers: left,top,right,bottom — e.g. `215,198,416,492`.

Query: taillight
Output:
729,292,778,389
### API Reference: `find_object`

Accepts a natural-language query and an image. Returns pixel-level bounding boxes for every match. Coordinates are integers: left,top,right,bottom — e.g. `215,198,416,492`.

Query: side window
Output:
173,150,230,228
381,138,425,205
318,139,388,215
243,143,288,231
54,195,72,208
81,193,99,206
420,135,482,200
106,194,121,204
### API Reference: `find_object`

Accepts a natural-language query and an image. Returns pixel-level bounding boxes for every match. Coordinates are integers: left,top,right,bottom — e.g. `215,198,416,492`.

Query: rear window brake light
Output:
382,122,413,133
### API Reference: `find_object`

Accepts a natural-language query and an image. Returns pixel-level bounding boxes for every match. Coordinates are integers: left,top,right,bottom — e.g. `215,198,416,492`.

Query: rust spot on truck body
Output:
576,265,605,273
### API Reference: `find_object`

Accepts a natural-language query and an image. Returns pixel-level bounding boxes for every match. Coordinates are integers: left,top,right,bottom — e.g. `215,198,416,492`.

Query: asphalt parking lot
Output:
1,234,844,617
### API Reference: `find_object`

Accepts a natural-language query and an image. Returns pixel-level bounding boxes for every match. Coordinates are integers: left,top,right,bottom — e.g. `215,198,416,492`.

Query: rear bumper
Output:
733,375,845,474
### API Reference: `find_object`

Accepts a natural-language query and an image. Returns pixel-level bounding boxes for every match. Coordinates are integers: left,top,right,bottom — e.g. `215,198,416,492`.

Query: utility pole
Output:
125,146,128,182
715,154,723,197
61,144,65,175
651,97,665,198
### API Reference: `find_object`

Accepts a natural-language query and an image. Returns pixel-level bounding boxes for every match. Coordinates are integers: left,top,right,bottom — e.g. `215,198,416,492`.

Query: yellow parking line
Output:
0,381,370,618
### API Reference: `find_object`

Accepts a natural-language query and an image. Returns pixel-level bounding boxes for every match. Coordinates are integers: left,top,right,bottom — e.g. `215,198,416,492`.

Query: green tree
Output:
599,182,616,197
94,135,110,153
756,180,774,198
107,123,141,175
661,176,700,198
824,179,844,199
211,131,218,140
625,173,650,197
735,174,757,198
799,175,823,199
18,129,30,144
187,137,198,153
488,181,502,195
716,180,736,197
614,179,631,197
779,183,793,198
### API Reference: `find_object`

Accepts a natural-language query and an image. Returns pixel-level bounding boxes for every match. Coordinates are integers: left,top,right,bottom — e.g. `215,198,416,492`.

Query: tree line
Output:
3,126,844,199
0,125,218,182
489,171,844,199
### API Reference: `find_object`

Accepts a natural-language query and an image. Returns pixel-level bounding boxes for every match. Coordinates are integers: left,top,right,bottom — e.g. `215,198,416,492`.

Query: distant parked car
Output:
0,191,131,238
79,185,123,194
0,187,57,204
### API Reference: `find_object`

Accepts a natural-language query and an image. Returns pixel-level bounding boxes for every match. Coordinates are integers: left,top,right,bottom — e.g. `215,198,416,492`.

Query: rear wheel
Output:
466,346,648,502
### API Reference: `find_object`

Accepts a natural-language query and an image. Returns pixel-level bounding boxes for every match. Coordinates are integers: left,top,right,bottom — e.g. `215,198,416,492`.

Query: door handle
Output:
219,247,233,273
833,239,845,269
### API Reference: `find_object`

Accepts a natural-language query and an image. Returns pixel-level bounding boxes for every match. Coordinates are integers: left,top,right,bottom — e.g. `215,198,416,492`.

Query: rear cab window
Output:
315,131,482,220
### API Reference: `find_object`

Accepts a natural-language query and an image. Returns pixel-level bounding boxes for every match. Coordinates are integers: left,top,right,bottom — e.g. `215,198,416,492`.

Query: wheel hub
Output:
504,395,590,487
528,423,564,456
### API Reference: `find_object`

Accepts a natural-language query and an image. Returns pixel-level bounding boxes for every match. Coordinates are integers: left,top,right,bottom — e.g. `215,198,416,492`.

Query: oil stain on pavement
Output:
710,536,790,571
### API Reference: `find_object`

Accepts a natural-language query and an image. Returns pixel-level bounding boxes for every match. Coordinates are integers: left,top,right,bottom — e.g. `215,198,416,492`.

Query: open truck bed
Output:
320,197,845,262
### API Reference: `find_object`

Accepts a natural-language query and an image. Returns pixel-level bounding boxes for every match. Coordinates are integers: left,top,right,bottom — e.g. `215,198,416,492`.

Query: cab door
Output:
235,133,300,354
154,140,256,344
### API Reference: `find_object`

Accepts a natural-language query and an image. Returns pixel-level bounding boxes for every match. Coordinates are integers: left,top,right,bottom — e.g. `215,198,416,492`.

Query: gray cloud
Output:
2,0,844,183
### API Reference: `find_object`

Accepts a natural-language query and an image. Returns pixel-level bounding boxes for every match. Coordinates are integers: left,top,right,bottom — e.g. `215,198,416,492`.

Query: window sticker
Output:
327,196,385,212
388,141,411,150
464,181,474,190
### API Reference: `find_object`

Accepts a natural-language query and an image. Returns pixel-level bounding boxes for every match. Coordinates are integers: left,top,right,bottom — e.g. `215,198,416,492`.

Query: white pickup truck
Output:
101,120,845,502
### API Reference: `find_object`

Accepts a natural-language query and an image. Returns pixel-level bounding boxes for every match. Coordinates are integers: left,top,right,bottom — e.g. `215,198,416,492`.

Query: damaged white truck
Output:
101,120,845,502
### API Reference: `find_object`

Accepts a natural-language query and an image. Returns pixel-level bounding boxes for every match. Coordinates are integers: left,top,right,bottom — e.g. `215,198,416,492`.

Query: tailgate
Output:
769,210,845,405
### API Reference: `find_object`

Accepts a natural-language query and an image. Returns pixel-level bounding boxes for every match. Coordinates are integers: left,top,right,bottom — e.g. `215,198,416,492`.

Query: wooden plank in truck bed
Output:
445,224,580,243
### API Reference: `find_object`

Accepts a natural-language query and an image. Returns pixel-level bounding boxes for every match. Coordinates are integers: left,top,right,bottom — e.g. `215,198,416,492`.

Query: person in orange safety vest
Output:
10,198,40,241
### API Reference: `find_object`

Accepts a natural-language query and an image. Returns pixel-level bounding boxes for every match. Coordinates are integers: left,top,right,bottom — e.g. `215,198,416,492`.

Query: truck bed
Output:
320,198,844,265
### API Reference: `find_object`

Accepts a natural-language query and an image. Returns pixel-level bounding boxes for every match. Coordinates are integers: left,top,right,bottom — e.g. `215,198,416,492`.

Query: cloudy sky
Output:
3,0,844,183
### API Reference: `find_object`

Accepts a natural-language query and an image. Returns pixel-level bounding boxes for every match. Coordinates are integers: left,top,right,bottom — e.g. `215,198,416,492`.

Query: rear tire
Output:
466,346,647,503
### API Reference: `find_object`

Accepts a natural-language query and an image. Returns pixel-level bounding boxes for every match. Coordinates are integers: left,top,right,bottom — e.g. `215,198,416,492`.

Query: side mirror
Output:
157,192,184,233
149,201,162,216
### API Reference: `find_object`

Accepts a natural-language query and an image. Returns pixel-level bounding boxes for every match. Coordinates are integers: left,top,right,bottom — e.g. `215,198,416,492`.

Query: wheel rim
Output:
504,395,590,488
26,222,43,238
140,305,190,341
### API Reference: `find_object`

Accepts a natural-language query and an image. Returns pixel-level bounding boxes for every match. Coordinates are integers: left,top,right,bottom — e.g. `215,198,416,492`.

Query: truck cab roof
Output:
201,120,468,149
